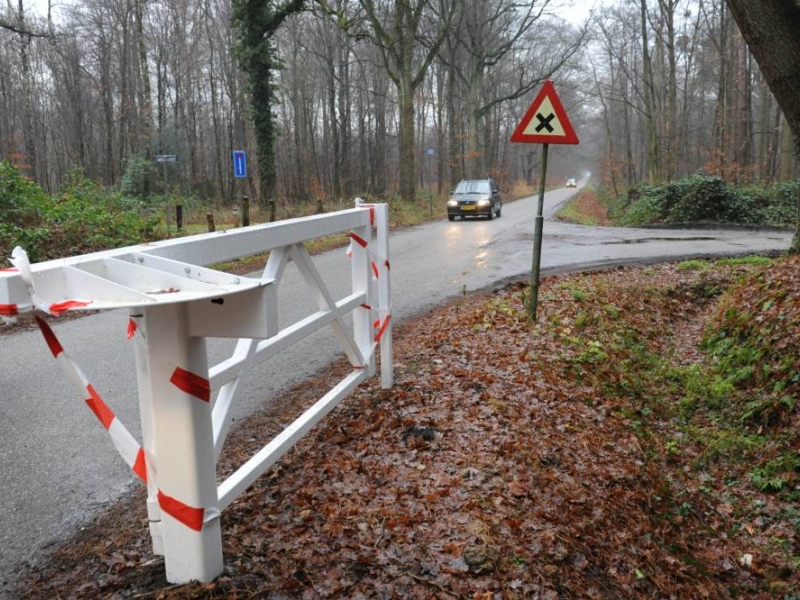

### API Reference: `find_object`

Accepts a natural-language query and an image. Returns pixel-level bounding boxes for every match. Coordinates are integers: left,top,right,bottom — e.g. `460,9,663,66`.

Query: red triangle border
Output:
510,80,579,145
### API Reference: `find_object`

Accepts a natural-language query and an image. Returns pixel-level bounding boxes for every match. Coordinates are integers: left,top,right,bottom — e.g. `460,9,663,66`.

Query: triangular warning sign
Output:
510,80,579,145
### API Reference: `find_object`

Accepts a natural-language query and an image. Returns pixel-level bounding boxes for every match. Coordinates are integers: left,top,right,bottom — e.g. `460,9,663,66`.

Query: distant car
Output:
447,179,502,221
566,178,577,188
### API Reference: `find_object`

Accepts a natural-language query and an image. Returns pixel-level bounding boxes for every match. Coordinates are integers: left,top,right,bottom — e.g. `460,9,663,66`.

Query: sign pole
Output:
155,155,178,232
529,144,549,320
425,147,435,217
163,162,170,232
232,151,247,227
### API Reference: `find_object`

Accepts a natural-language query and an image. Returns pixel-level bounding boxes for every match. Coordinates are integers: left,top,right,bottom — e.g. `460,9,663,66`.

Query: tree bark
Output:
18,0,37,180
725,0,800,251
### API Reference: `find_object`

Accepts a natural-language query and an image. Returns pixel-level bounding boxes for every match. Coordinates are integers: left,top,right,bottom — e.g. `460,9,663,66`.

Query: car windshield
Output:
455,180,491,194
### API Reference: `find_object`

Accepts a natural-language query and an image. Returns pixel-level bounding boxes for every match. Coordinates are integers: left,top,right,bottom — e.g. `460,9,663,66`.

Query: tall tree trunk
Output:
18,0,37,179
733,30,752,182
725,0,800,252
395,0,417,202
373,68,388,196
445,48,459,188
712,0,730,179
357,0,455,203
232,0,304,215
640,0,660,182
435,61,445,195
659,0,678,180
336,35,351,199
135,0,152,159
398,74,416,202
102,46,115,185
328,47,341,202
205,17,225,203
778,114,797,183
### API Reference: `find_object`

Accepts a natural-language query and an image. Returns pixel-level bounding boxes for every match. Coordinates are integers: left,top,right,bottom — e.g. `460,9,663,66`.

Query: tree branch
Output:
0,17,52,38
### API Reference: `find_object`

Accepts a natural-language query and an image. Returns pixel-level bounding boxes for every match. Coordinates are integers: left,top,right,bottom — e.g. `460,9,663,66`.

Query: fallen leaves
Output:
12,257,800,599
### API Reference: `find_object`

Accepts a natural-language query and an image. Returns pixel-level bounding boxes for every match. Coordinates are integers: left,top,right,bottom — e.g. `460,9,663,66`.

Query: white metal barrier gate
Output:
0,201,392,583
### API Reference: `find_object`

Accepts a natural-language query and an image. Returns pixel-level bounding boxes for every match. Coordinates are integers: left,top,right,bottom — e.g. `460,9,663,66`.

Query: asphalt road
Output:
0,180,792,591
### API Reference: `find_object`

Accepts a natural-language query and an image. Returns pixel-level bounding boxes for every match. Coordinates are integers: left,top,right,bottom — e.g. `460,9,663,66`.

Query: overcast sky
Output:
24,0,600,26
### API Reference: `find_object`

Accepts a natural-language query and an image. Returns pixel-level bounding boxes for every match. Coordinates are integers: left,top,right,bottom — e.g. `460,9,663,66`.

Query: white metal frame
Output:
0,201,392,583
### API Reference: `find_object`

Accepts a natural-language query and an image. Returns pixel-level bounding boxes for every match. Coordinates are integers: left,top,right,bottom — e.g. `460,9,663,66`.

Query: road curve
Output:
0,180,792,591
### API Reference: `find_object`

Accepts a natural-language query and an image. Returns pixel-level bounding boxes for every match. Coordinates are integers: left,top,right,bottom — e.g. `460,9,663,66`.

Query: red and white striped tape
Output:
34,315,148,483
12,246,213,532
157,490,206,532
346,231,390,281
127,318,211,404
346,232,391,348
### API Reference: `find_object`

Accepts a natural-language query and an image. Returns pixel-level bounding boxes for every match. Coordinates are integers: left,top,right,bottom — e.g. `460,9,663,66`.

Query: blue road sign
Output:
233,150,247,178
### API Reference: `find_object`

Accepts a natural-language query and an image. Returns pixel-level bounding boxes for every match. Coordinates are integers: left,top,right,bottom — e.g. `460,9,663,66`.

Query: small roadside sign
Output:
510,80,579,145
155,154,178,163
232,150,247,178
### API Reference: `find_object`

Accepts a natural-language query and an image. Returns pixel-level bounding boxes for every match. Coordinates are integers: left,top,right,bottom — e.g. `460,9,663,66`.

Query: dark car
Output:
566,177,577,188
447,179,502,221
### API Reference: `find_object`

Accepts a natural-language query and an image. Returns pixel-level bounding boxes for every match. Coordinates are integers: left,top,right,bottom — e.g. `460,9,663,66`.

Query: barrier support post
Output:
350,220,373,376
372,203,392,388
130,309,164,557
139,302,223,583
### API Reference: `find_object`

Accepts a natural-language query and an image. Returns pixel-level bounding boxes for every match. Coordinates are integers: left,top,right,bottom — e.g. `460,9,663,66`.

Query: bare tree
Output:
448,1,583,181
7,0,797,229
320,0,456,203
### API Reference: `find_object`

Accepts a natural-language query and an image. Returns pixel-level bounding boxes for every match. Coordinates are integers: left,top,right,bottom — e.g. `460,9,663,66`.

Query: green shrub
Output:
616,176,796,227
1,164,163,265
619,192,660,226
0,160,49,228
740,181,799,226
44,170,162,256
121,155,157,201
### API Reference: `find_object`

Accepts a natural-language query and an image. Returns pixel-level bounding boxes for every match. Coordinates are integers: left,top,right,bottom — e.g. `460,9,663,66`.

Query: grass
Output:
550,256,800,507
555,182,612,226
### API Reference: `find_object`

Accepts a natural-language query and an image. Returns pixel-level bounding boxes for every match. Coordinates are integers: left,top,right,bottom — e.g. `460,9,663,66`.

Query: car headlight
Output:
447,199,458,207
477,197,490,207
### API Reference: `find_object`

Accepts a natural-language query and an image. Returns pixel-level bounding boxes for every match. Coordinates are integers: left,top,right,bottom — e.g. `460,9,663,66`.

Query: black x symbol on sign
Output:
535,112,555,133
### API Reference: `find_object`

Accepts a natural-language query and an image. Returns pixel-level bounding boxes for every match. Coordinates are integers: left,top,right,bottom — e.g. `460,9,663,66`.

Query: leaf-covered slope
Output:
15,258,800,599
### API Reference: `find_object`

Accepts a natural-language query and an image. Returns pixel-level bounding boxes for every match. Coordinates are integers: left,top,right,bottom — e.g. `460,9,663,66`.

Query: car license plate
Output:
461,205,475,211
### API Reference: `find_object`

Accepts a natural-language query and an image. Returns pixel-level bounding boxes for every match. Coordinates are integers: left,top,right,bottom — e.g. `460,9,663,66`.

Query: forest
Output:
1,0,799,212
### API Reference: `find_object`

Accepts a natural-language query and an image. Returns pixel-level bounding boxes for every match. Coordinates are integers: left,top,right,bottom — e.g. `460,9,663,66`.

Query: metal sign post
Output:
530,143,549,319
232,151,247,227
510,80,579,320
425,147,435,217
